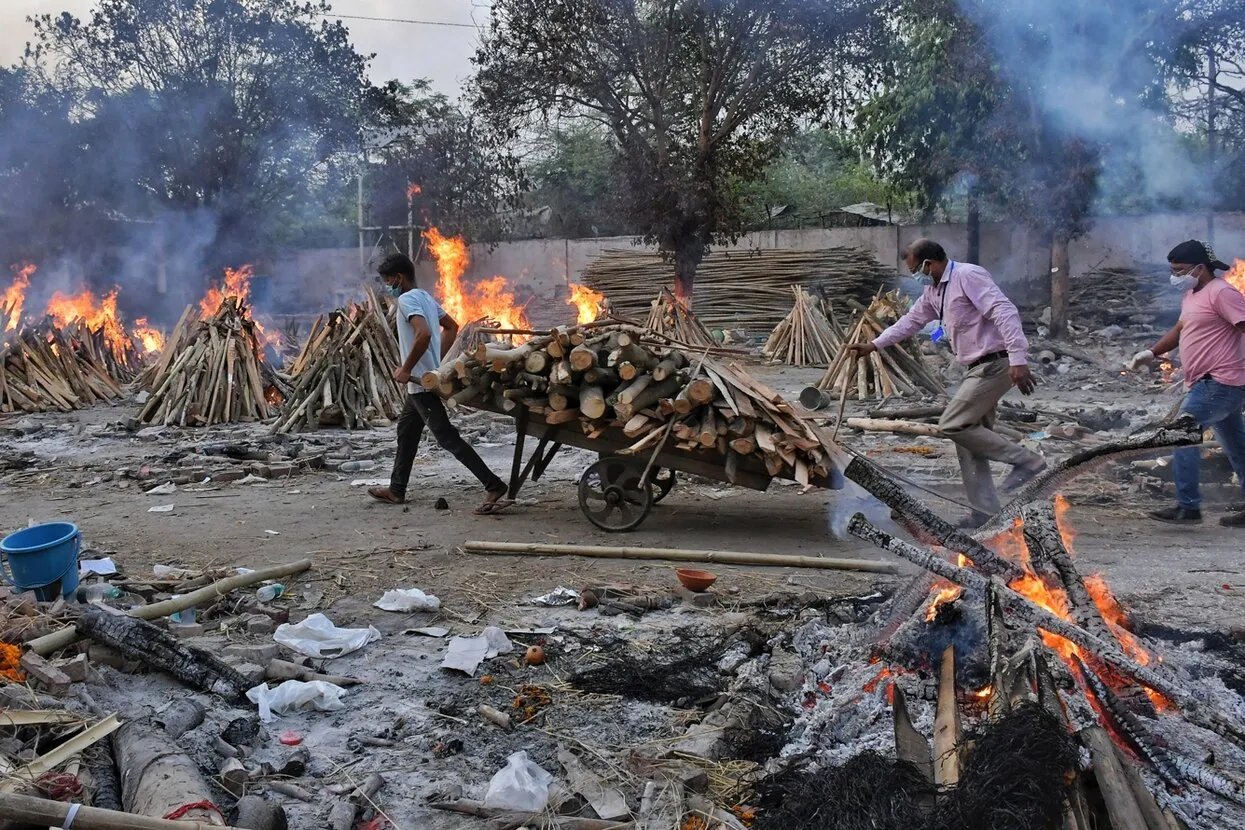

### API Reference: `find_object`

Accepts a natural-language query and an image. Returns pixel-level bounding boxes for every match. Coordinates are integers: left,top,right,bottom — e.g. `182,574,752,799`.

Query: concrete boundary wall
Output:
281,213,1245,317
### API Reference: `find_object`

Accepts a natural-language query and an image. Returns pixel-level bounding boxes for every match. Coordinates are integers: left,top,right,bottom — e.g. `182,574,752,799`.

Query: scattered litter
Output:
529,587,580,607
350,478,388,487
278,731,304,746
236,474,268,485
147,504,175,513
247,680,348,722
79,558,118,577
274,613,381,659
441,626,514,676
374,588,441,612
264,529,280,536
145,482,177,495
257,584,285,602
153,564,196,579
483,750,553,812
404,626,449,638
338,460,377,472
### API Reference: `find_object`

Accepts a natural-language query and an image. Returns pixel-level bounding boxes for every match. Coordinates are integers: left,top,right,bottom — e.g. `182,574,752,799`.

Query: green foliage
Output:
472,0,883,298
22,0,371,262
525,123,631,238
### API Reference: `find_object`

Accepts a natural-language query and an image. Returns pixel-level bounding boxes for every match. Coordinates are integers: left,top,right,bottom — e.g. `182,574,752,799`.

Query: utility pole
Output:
1207,44,1218,245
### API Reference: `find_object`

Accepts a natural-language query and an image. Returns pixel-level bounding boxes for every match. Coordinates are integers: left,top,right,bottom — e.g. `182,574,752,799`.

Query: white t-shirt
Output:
395,289,445,394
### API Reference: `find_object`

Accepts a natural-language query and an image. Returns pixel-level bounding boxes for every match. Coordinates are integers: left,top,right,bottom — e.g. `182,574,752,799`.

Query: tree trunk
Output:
967,194,981,264
671,241,703,307
1049,234,1070,338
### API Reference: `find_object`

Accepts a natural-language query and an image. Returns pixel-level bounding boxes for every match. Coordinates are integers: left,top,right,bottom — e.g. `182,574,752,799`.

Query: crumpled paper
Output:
273,613,381,659
441,626,514,676
528,587,580,607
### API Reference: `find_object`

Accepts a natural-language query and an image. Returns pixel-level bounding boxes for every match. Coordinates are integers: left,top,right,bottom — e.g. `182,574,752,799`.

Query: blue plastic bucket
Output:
0,522,81,601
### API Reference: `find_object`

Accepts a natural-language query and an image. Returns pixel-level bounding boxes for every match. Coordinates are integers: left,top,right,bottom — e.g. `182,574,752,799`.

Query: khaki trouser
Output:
938,358,1041,514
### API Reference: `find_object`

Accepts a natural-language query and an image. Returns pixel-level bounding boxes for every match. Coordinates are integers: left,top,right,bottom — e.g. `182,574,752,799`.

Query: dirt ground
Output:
2,361,1244,828
1,363,1241,631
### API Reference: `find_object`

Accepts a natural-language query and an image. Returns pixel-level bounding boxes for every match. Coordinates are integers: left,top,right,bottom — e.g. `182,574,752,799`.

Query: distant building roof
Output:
838,202,907,225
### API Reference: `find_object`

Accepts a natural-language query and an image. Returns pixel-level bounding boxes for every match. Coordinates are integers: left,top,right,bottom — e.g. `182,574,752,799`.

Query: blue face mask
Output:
911,260,933,287
386,283,404,298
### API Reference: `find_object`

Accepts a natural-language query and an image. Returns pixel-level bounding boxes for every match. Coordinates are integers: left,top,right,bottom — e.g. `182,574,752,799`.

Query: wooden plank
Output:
933,645,961,788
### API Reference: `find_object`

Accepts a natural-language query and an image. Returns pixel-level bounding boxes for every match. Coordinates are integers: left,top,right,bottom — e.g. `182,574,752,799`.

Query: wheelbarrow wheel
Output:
578,457,652,532
647,467,676,503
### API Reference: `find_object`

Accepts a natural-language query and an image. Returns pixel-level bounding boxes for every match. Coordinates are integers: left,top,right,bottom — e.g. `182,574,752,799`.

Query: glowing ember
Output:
407,182,422,200
863,667,891,693
925,584,964,621
423,226,529,331
1053,494,1076,551
1226,258,1245,296
2,262,34,331
46,287,129,357
200,265,254,319
567,283,606,325
132,318,165,354
972,685,993,699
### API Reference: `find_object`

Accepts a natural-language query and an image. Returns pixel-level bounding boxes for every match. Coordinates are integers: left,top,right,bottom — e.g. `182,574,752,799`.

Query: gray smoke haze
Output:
957,0,1203,206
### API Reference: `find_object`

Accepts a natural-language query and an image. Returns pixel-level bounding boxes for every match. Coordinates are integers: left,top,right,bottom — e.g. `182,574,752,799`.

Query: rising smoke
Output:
955,0,1205,208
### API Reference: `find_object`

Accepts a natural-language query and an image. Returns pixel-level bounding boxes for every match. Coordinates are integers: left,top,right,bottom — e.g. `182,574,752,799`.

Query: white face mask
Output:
1170,266,1200,292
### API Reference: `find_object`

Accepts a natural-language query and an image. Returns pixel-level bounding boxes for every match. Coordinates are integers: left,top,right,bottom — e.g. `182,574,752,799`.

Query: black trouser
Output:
388,392,504,499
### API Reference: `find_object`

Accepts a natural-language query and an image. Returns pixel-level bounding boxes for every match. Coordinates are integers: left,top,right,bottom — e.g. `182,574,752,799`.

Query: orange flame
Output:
423,226,529,331
1226,259,1245,296
863,667,892,693
567,283,606,325
3,263,34,331
1053,495,1076,552
46,287,130,357
132,318,165,354
407,182,422,200
925,584,964,621
200,265,254,319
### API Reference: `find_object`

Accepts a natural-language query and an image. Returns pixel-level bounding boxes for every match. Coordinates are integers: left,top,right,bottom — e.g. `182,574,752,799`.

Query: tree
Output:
472,0,882,302
525,123,633,238
23,0,371,265
364,80,525,244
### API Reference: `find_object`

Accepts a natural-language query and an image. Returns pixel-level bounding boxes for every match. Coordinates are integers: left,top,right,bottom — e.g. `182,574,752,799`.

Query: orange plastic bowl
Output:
675,568,717,593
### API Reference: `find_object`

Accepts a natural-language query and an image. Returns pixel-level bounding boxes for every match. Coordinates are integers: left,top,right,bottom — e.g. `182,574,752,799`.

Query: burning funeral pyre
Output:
137,267,286,426
1,263,160,413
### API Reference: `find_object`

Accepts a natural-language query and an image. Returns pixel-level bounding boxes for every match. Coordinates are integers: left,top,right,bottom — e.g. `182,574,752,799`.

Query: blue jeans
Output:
1173,378,1245,509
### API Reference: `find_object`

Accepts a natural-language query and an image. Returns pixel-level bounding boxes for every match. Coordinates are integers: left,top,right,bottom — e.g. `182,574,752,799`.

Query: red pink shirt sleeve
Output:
961,269,1029,366
872,292,937,350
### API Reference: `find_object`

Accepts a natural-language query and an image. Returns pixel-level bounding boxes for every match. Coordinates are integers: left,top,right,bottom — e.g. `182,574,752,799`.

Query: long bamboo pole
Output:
28,558,313,656
461,541,897,574
0,792,248,830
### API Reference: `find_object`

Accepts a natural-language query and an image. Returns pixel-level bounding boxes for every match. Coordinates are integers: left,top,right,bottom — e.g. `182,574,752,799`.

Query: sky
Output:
0,0,484,98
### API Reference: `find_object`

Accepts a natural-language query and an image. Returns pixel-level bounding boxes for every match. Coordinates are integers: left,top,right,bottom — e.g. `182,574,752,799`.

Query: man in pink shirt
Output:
851,239,1045,528
1128,240,1245,527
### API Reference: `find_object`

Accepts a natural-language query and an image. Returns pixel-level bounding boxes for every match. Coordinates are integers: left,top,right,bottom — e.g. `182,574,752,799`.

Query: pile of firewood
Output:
274,294,403,433
762,285,839,366
138,298,284,426
816,291,944,399
642,288,718,348
0,325,126,413
424,322,836,485
582,246,896,331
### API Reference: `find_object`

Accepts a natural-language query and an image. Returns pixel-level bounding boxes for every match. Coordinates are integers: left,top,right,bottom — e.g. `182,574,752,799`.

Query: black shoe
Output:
1147,506,1202,525
957,511,991,530
1220,510,1245,528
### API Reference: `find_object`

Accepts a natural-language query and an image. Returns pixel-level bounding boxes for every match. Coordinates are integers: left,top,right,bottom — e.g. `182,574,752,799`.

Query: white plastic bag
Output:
247,680,347,722
273,613,381,658
374,588,441,612
483,751,553,812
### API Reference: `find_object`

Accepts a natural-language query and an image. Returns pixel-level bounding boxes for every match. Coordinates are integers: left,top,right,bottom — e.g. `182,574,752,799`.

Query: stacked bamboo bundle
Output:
642,288,717,348
138,298,284,426
581,247,895,332
817,291,944,399
0,326,126,413
425,322,836,485
762,286,840,366
54,319,142,382
274,294,403,433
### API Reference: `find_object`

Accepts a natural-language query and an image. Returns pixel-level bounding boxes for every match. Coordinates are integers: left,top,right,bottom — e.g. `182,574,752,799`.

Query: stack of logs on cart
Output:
0,324,127,413
138,297,286,426
423,322,837,488
820,418,1245,828
274,291,403,433
815,290,945,399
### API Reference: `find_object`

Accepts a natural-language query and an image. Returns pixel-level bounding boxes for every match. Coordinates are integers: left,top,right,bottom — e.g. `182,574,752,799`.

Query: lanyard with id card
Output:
930,262,954,353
